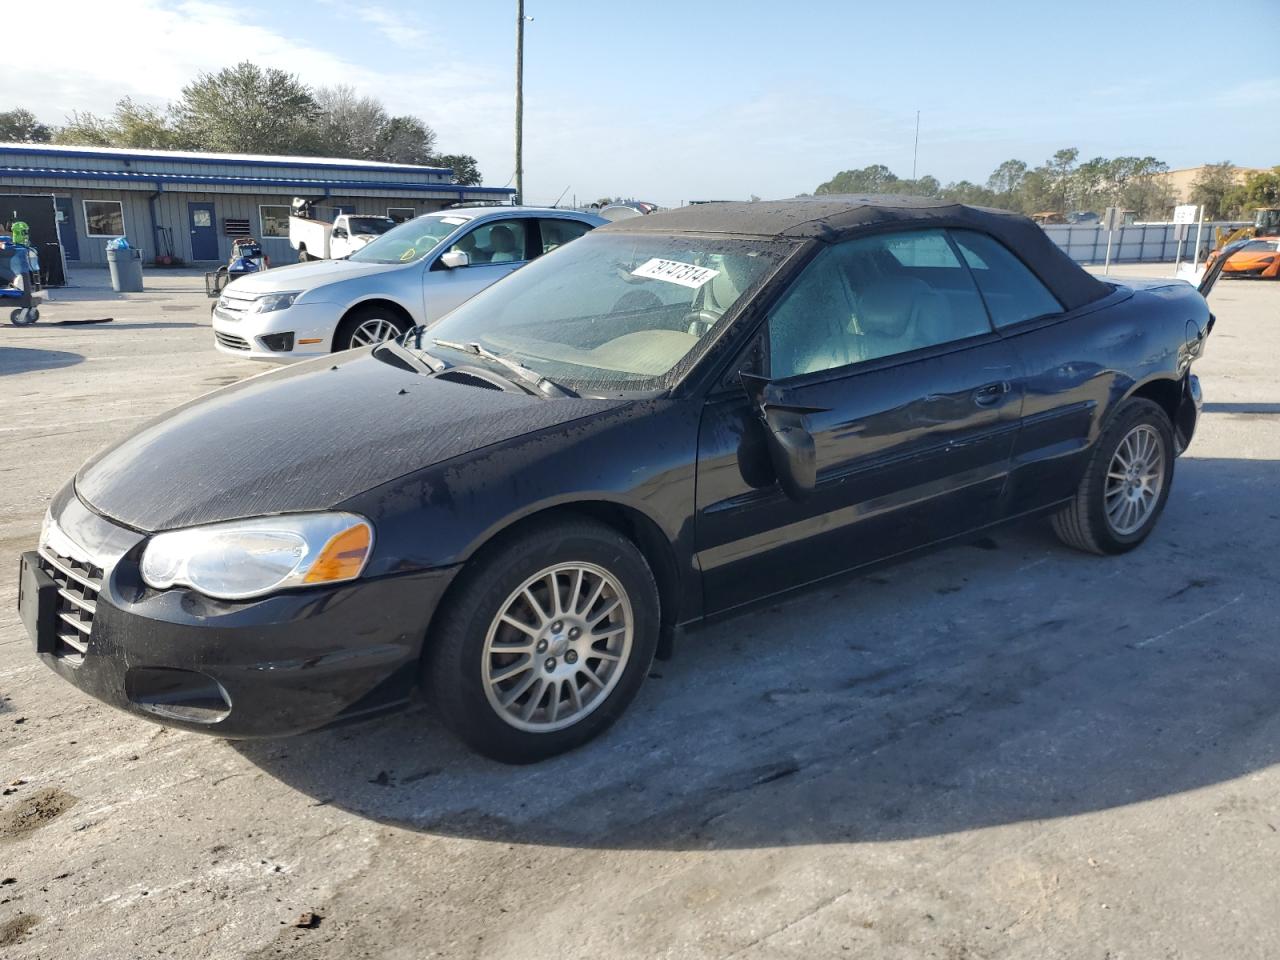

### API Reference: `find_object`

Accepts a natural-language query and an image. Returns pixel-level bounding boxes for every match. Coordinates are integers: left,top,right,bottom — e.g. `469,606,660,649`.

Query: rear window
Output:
951,230,1062,328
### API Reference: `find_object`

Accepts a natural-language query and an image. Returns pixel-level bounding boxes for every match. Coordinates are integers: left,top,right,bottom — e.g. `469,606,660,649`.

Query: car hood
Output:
224,257,404,295
75,351,624,532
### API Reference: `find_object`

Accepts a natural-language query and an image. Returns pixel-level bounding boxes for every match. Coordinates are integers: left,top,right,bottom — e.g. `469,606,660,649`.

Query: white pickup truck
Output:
289,204,396,262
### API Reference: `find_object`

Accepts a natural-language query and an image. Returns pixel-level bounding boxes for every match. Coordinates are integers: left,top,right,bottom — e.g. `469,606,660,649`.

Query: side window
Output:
768,229,992,380
950,230,1062,328
538,218,592,256
447,219,531,265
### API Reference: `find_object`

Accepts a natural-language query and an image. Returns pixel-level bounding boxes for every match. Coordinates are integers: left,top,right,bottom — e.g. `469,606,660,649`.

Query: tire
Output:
1051,398,1175,555
426,517,660,763
10,307,36,326
297,246,312,263
332,306,411,351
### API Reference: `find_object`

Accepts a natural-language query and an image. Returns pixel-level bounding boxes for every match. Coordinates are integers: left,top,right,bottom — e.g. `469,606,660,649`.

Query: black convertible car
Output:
19,197,1218,763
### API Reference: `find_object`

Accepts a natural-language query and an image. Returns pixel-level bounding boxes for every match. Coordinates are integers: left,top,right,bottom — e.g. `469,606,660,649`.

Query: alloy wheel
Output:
1104,423,1165,536
349,317,401,347
482,562,634,733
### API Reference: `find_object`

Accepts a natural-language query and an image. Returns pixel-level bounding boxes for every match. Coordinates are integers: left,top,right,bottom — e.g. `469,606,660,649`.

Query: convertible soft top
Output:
604,195,1111,311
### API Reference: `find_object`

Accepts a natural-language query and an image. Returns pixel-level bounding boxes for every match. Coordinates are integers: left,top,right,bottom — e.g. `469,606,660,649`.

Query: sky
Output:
18,0,1280,206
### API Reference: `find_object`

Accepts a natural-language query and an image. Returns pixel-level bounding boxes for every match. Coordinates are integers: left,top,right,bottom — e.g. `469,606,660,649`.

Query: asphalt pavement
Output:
0,264,1276,959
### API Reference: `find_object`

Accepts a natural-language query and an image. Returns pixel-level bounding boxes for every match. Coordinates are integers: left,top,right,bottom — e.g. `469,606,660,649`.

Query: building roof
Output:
602,195,1111,311
0,141,515,197
0,141,452,175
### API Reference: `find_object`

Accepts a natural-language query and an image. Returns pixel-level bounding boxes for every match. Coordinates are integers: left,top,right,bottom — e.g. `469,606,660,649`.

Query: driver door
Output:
694,229,1023,614
424,218,534,322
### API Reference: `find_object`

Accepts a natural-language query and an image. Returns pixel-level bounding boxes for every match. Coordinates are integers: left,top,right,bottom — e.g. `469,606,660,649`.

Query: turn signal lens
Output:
304,524,373,583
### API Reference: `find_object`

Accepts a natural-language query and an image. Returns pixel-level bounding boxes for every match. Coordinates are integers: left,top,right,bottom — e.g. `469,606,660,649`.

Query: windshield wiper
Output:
431,338,579,398
374,336,445,374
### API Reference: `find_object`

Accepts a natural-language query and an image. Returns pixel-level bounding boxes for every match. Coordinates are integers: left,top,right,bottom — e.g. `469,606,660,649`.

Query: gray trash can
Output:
106,247,144,293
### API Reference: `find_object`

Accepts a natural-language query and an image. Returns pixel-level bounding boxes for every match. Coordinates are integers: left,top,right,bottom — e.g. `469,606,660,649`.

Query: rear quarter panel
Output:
1000,278,1210,512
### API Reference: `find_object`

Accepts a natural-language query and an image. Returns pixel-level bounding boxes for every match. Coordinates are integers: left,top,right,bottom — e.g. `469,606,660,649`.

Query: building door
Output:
54,197,79,261
187,202,218,260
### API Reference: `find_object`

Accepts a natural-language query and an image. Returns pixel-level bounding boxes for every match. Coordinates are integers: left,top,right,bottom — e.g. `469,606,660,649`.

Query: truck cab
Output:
289,199,396,262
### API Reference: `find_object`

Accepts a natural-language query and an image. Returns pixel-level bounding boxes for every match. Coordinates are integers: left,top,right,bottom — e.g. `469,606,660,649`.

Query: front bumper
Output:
19,489,457,738
211,300,340,363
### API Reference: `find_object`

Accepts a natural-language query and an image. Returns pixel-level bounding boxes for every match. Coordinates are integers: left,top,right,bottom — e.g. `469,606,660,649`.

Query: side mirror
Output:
440,250,470,269
739,372,825,501
332,227,347,238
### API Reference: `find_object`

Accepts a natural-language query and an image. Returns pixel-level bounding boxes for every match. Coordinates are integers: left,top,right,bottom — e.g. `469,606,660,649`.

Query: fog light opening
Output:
125,666,231,724
259,332,295,352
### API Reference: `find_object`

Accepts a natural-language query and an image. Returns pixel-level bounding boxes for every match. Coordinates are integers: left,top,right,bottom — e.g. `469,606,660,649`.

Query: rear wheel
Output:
1051,398,1174,555
426,518,659,763
332,306,411,351
297,246,313,263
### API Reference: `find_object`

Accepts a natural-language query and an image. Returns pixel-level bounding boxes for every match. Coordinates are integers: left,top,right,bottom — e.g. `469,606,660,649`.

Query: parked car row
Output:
20,197,1221,763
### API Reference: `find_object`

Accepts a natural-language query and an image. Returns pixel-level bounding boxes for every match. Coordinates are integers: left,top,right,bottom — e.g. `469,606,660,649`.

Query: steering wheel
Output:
610,289,663,313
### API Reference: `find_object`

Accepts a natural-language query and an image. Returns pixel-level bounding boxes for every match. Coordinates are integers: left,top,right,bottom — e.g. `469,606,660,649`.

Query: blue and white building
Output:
0,143,514,267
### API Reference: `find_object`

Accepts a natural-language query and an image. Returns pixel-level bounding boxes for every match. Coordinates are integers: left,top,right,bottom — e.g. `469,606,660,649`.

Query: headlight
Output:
141,513,373,600
252,292,301,313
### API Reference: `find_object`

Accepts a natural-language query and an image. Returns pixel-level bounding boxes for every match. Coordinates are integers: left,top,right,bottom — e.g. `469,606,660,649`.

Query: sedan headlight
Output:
141,513,373,600
252,292,301,313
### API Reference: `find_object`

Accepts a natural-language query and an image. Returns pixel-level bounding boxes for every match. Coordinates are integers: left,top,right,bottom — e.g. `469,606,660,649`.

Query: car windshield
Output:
423,232,796,392
348,214,473,264
348,217,395,236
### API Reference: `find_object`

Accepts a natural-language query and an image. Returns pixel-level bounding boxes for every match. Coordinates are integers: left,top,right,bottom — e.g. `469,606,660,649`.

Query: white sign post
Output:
1192,206,1206,273
1173,204,1197,275
1102,206,1123,275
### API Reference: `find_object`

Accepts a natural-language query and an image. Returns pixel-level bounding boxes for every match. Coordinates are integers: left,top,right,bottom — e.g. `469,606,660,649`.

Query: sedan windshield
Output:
348,214,473,264
424,232,795,392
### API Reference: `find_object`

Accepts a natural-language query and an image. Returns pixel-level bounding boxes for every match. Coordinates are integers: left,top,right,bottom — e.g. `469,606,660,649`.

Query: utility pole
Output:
912,110,920,181
515,0,525,205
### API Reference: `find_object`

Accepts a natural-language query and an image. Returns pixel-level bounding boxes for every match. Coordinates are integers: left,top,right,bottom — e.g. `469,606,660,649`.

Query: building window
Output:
388,207,416,223
83,200,124,237
259,205,291,238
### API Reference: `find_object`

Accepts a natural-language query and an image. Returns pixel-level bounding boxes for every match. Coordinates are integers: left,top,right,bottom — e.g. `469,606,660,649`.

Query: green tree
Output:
174,61,319,154
939,180,996,206
56,98,184,149
0,108,51,142
1046,147,1079,213
314,85,389,160
815,164,901,194
1224,167,1280,218
986,159,1027,199
374,116,438,165
1190,162,1240,219
430,153,481,185
55,110,115,146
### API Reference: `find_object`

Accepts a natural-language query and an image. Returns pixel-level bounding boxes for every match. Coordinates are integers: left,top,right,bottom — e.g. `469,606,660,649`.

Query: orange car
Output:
1205,238,1280,279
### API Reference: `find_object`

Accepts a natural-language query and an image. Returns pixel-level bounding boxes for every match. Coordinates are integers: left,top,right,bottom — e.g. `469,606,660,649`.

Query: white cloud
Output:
25,0,515,186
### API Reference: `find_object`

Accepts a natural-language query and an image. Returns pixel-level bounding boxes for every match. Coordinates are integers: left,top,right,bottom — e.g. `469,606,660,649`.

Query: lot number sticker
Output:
631,258,720,289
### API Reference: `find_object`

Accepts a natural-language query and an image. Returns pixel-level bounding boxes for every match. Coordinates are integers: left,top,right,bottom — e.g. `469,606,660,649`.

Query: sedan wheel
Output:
1104,424,1165,536
482,562,634,733
1051,397,1175,555
427,517,659,763
349,317,401,347
334,308,411,351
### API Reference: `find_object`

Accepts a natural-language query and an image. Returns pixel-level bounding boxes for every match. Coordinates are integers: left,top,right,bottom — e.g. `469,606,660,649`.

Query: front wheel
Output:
1051,398,1175,555
426,518,660,763
10,307,37,326
332,307,411,351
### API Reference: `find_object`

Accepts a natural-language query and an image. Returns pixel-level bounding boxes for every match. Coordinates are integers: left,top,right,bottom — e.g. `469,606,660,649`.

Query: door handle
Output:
973,381,1011,406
